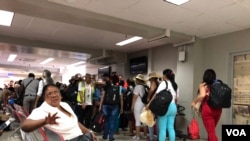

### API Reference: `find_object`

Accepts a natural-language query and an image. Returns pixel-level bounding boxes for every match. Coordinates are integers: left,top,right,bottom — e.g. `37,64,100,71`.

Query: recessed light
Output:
7,54,17,62
40,58,55,65
116,36,142,46
0,10,14,26
164,0,190,5
67,61,85,68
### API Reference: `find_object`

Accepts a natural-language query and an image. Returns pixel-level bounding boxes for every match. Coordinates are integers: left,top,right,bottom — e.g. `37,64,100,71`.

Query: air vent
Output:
17,57,37,62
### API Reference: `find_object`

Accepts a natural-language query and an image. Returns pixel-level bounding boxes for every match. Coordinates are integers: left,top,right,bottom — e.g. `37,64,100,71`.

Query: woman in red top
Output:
191,69,222,141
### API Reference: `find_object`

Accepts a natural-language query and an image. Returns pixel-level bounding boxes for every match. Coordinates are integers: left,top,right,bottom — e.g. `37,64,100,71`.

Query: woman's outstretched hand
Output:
44,112,59,125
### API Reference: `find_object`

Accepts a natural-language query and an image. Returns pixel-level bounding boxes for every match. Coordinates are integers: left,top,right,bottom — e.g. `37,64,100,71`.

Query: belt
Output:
25,94,36,97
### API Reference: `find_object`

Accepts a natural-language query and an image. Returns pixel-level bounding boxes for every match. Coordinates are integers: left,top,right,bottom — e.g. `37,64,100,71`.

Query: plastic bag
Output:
187,116,200,140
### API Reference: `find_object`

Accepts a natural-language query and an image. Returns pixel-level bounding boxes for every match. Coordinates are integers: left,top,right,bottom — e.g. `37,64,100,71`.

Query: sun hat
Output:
95,79,105,85
140,108,155,127
134,74,146,82
147,72,160,80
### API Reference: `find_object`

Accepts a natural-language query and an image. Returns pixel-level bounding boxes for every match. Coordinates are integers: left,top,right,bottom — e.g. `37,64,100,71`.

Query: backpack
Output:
207,80,232,108
103,84,120,105
140,85,149,104
123,86,133,111
149,81,173,116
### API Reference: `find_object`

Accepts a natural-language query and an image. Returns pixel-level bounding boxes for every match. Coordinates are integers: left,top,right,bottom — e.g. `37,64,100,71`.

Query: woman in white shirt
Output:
147,69,179,141
21,84,97,141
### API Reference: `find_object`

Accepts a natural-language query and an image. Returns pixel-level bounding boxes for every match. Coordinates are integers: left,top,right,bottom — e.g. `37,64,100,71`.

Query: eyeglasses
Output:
46,90,60,97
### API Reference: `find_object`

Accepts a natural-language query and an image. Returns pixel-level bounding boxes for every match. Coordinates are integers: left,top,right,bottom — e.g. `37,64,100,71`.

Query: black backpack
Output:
140,85,149,104
208,80,232,108
149,81,173,116
123,86,133,111
103,84,120,105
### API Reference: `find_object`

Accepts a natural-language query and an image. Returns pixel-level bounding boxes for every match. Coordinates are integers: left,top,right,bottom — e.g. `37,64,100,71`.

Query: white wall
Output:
151,44,178,74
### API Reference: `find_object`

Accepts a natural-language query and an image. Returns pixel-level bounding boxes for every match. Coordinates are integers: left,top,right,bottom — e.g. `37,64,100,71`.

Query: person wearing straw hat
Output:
92,79,105,118
131,74,148,140
147,72,160,102
146,69,179,141
147,72,160,141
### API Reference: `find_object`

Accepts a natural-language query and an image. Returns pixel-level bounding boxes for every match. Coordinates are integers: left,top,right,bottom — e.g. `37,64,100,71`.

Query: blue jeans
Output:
102,104,119,140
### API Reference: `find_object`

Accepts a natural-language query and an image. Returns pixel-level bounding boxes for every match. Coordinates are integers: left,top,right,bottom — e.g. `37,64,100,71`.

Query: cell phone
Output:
0,120,10,130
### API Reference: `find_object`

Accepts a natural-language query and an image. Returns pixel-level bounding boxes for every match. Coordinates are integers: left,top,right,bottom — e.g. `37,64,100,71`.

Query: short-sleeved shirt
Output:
84,83,93,105
133,85,145,104
37,80,45,96
22,77,39,96
27,102,82,140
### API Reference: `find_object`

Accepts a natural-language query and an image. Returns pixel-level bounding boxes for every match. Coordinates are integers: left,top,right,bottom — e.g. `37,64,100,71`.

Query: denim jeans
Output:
102,104,119,140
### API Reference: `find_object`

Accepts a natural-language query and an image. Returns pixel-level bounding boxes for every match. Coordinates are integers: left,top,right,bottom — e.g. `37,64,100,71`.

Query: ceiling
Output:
0,0,250,78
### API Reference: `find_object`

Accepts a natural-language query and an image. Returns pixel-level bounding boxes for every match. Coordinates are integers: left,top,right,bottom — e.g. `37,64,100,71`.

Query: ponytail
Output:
163,69,178,91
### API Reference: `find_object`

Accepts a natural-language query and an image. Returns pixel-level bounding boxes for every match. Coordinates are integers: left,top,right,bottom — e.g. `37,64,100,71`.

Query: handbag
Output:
67,132,93,141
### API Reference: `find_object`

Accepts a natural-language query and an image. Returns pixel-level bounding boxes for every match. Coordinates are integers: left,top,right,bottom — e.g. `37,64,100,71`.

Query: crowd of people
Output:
0,68,222,141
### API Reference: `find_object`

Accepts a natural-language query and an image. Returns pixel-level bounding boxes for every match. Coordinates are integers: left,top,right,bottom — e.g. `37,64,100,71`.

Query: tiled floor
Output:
0,129,207,141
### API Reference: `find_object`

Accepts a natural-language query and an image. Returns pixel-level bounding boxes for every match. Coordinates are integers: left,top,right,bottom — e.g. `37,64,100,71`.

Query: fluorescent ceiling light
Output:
116,36,142,46
67,61,85,68
40,58,54,64
7,54,17,62
0,10,14,26
164,0,190,5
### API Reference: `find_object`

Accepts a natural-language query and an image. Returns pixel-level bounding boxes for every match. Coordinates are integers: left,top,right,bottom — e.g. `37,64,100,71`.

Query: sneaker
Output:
132,136,140,140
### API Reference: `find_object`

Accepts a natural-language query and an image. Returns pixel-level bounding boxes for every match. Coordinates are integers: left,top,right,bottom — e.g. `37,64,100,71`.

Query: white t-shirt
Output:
27,102,82,140
155,80,178,102
37,80,45,96
84,84,92,105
